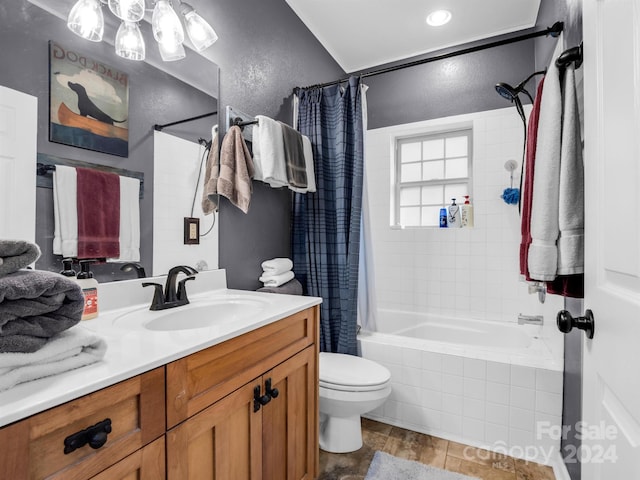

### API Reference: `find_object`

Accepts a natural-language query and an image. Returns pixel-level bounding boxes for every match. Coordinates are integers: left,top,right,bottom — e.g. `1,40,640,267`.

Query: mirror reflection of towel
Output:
76,167,120,259
202,130,220,215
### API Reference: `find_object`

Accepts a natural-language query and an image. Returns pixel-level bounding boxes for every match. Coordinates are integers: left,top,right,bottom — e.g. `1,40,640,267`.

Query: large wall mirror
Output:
0,0,219,282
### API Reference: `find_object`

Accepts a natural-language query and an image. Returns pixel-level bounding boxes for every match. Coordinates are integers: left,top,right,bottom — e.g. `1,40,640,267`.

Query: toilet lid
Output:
319,352,391,389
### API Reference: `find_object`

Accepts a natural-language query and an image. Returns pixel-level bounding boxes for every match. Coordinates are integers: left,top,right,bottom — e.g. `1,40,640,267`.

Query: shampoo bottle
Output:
76,260,99,320
448,198,461,228
461,195,474,228
439,208,448,228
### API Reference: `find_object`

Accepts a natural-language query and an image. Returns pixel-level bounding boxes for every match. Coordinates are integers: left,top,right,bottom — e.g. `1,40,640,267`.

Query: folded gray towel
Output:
0,270,84,353
278,121,307,189
257,278,303,295
0,240,41,277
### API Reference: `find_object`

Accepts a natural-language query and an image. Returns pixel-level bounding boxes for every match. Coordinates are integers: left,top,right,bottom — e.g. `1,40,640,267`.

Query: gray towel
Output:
257,278,303,295
0,240,41,277
0,270,84,353
278,121,307,189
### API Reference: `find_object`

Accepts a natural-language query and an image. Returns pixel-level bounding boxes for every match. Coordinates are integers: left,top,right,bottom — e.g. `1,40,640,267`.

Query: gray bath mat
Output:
365,451,480,480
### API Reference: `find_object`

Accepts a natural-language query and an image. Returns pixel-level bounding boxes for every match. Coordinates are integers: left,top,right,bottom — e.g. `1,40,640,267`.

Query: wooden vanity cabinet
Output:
0,305,319,480
166,306,320,480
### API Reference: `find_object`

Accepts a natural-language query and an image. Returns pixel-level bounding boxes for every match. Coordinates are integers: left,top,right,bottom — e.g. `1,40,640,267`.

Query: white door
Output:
582,0,640,478
0,86,37,242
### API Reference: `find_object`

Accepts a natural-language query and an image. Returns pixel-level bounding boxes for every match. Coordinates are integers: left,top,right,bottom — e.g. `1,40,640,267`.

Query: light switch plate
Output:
184,217,200,245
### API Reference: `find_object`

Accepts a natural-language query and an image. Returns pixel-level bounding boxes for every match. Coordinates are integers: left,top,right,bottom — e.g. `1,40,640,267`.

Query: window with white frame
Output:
393,129,473,227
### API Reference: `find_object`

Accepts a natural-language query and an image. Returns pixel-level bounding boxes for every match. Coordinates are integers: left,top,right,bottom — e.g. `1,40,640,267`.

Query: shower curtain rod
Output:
154,110,218,132
294,21,564,92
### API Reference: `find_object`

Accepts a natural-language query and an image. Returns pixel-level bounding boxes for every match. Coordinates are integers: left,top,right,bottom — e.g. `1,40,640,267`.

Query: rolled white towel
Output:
259,270,295,288
261,258,293,276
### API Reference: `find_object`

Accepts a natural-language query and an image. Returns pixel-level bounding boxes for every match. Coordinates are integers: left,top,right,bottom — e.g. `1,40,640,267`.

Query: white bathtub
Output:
358,309,564,465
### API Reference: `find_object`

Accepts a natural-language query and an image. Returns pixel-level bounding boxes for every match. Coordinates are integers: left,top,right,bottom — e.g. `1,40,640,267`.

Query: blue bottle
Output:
439,208,448,228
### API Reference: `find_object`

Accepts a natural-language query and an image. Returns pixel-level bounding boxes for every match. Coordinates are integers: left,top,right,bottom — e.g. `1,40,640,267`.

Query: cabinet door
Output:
166,380,263,480
262,346,318,480
90,437,165,480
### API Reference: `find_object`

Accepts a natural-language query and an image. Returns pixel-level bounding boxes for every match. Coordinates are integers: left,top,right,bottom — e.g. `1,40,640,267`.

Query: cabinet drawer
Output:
167,306,319,427
0,367,165,480
90,436,165,480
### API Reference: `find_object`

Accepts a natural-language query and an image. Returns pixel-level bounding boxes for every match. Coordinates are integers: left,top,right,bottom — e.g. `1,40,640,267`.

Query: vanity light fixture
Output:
66,0,218,62
426,9,452,27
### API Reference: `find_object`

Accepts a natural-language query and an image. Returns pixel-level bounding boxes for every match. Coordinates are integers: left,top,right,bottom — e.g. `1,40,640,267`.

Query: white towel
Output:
528,58,562,282
108,176,141,262
253,115,288,188
0,327,107,392
557,65,584,275
53,165,78,258
261,257,293,276
289,135,317,193
259,270,295,287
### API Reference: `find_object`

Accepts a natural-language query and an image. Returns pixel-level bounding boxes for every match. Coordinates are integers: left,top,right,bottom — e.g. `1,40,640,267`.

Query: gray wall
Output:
353,37,536,130
0,1,217,282
206,0,344,289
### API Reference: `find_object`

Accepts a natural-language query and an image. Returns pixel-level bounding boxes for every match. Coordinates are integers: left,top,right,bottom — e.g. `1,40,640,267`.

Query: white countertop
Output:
0,270,321,428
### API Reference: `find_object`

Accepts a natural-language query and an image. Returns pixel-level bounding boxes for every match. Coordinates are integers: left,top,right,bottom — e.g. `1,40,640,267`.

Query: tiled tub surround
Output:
361,107,568,472
359,325,563,468
365,106,565,363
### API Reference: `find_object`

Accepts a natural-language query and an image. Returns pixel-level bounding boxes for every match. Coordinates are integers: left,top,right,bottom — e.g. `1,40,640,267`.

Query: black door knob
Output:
557,309,595,339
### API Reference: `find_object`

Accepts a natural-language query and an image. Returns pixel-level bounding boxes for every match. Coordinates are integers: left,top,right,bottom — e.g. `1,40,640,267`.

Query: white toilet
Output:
318,352,392,453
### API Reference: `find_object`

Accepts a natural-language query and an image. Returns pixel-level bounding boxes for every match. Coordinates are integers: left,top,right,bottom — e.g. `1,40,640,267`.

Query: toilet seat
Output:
319,352,391,392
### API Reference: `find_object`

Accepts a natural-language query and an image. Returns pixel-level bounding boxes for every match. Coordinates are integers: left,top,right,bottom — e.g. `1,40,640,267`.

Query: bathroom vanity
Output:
0,270,321,479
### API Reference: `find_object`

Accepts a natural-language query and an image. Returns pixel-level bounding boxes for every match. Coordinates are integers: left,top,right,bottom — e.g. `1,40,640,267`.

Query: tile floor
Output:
319,419,556,480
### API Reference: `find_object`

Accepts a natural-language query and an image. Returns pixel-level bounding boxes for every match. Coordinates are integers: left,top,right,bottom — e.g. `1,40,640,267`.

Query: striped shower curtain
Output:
292,76,364,355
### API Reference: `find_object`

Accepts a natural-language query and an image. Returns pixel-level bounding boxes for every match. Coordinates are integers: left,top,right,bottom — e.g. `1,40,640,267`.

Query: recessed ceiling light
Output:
426,9,452,27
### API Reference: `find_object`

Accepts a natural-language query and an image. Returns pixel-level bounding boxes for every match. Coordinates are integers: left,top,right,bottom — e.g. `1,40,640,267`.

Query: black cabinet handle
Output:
64,418,112,454
265,378,279,399
557,309,595,339
253,385,271,412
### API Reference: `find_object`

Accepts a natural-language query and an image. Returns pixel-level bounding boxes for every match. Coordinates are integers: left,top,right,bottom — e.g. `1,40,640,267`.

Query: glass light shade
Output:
152,0,184,45
108,0,145,22
180,3,218,51
115,21,146,60
67,0,104,42
158,39,186,61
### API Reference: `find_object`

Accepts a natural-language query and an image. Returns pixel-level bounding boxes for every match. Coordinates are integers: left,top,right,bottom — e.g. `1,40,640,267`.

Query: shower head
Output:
495,81,533,104
495,82,519,101
495,70,546,104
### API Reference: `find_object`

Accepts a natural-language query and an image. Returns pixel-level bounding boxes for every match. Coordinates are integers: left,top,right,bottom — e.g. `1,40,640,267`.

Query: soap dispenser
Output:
448,198,461,228
59,258,77,278
461,195,474,228
76,260,99,320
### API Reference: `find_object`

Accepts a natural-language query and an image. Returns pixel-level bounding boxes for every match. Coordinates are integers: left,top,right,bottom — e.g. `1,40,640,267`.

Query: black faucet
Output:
120,262,147,278
142,265,197,310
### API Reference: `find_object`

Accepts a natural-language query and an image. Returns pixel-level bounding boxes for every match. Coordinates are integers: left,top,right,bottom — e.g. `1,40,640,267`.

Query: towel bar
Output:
36,153,144,199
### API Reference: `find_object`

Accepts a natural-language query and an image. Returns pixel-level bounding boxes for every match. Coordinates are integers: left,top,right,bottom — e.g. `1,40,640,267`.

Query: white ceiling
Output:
284,0,542,73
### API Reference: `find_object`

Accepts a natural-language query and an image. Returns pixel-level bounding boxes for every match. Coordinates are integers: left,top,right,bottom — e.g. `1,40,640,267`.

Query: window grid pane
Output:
395,129,472,227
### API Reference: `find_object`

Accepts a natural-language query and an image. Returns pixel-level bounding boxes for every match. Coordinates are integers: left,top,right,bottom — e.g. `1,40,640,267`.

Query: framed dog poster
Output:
49,41,129,157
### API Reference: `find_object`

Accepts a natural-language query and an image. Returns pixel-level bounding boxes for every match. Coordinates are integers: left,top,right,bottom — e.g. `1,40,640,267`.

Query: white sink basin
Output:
113,296,270,331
